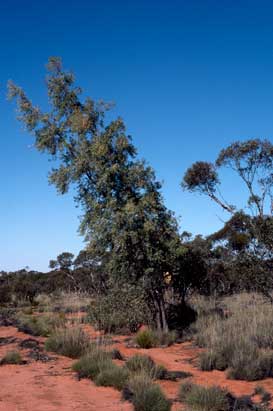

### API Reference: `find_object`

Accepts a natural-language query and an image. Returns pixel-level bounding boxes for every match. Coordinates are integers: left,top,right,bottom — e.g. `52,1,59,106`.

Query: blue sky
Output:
1,0,273,271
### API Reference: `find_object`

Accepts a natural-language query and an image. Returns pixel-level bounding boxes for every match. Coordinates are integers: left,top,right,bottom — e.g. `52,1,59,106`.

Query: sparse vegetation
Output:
179,383,229,411
125,354,166,380
124,373,171,411
1,350,22,365
72,348,113,379
192,294,273,380
45,327,91,358
16,313,65,337
95,364,129,390
136,329,156,349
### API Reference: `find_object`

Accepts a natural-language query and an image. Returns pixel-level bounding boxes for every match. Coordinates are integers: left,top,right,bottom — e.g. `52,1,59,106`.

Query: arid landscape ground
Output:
1,305,273,411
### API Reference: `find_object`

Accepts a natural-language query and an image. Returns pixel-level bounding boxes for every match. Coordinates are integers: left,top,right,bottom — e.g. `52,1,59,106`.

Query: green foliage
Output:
87,283,151,333
95,364,129,390
135,328,177,348
45,327,91,358
125,354,166,380
125,374,171,411
9,58,180,331
72,348,112,379
178,381,195,401
181,384,229,411
199,350,228,371
16,313,65,337
227,350,273,381
194,294,273,380
1,350,22,365
136,329,156,349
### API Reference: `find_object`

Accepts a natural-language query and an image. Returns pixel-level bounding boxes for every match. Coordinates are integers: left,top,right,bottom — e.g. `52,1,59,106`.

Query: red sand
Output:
1,323,273,410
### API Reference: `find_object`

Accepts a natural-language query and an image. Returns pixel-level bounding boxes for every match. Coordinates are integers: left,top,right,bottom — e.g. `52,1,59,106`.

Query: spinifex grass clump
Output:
16,313,65,337
123,373,171,411
73,346,129,390
178,383,229,411
95,364,129,390
135,329,177,349
136,329,157,349
0,350,22,365
125,354,166,380
193,293,273,380
45,327,91,358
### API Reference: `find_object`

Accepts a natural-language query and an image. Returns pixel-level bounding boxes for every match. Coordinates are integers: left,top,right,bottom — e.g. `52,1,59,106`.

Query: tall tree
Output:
9,57,179,330
182,139,273,296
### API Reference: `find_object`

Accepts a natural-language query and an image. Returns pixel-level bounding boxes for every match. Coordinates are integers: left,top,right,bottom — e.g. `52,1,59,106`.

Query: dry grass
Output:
192,293,273,380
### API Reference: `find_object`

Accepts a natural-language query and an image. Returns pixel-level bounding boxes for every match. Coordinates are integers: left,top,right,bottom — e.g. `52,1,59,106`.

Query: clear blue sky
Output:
1,0,273,272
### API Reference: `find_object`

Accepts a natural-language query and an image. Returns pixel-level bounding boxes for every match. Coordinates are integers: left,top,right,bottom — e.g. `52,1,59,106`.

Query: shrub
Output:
178,381,195,401
87,284,151,334
72,348,112,379
193,293,273,381
1,350,22,365
199,350,228,371
254,386,272,404
45,327,91,358
136,329,156,349
95,364,129,390
136,329,177,349
228,350,273,381
17,313,65,337
153,329,177,347
125,354,166,379
125,373,171,411
182,384,229,411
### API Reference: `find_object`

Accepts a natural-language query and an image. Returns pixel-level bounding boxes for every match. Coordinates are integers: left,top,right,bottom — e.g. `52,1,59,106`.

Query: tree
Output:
9,57,179,330
182,139,273,217
49,252,74,270
182,140,273,296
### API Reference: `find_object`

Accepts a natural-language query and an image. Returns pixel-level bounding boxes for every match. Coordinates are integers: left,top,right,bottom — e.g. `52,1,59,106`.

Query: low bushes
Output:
0,350,22,365
193,293,273,380
45,327,91,358
178,382,270,411
87,284,151,334
179,383,230,411
95,364,129,390
72,348,113,380
125,354,166,380
136,329,156,349
136,329,177,349
16,313,65,337
124,373,171,411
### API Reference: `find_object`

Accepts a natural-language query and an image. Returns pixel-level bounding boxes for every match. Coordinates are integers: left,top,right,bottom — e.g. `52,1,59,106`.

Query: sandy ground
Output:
1,322,273,411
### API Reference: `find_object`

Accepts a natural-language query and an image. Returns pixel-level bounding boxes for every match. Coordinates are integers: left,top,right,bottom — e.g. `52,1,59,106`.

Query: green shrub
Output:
136,329,156,349
125,374,171,411
153,329,177,347
193,294,273,381
199,350,228,371
228,350,273,381
72,348,112,379
45,327,91,358
87,284,151,334
178,381,195,401
125,354,166,379
1,350,22,365
135,329,177,349
95,364,129,390
183,384,229,411
254,386,272,404
17,313,65,337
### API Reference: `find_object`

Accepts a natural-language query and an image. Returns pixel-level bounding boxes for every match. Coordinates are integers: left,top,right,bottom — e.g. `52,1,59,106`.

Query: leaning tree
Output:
9,57,179,330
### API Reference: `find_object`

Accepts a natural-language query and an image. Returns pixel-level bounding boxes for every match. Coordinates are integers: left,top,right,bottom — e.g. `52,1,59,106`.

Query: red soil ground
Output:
1,321,273,411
